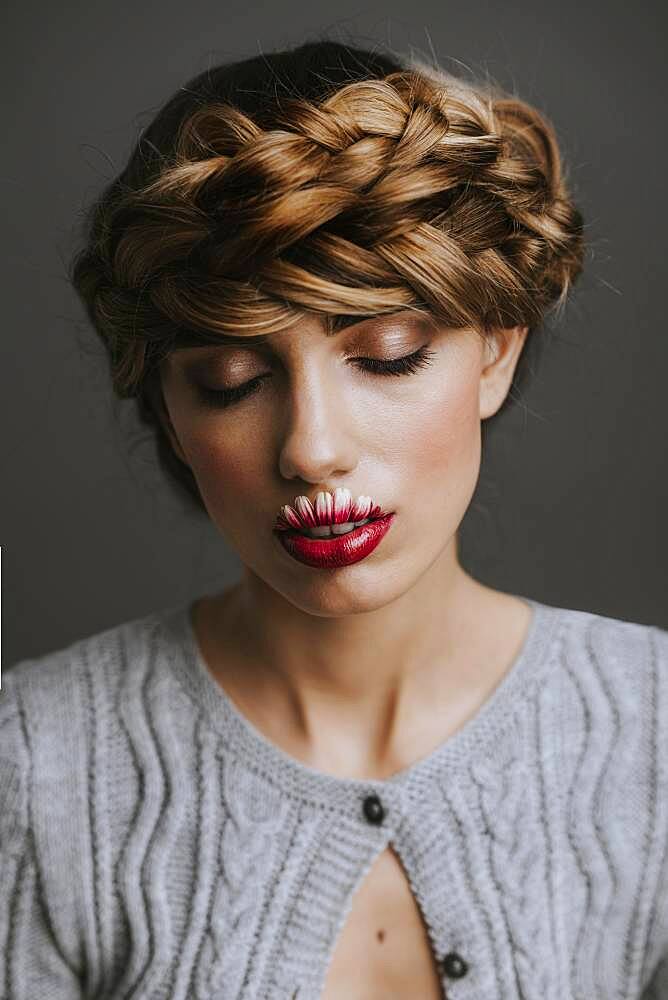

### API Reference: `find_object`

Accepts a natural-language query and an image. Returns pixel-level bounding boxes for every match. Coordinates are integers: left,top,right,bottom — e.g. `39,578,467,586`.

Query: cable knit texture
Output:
1,595,667,999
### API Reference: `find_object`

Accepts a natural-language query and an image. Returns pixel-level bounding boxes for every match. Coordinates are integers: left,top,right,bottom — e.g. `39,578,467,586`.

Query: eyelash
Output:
196,345,437,409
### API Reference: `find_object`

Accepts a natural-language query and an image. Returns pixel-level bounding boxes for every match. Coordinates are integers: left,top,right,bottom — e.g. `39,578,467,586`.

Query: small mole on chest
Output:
376,928,386,943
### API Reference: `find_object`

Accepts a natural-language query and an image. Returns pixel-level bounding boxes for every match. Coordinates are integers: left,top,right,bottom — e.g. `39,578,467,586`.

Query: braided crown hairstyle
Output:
69,39,585,515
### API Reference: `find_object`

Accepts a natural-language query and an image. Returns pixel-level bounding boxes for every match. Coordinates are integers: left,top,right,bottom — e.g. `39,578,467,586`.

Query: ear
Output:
478,325,529,420
145,371,190,467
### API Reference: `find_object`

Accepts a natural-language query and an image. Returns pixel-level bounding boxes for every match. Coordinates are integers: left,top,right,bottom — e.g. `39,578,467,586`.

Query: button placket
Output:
359,792,470,993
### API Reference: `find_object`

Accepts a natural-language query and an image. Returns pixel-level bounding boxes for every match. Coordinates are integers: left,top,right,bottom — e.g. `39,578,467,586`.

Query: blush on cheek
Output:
183,433,270,535
385,365,483,537
399,364,481,467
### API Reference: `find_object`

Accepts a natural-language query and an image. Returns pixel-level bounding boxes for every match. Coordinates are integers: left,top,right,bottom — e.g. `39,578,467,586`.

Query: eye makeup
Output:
192,344,437,410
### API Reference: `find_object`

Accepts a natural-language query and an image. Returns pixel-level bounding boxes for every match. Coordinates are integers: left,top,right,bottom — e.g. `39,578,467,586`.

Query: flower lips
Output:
273,487,395,569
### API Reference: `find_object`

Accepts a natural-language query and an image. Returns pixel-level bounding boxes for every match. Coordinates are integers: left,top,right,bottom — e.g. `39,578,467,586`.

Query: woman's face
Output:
157,311,527,615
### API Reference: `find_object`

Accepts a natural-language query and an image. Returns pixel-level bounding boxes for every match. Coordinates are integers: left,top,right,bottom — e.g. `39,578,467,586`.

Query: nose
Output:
277,363,358,487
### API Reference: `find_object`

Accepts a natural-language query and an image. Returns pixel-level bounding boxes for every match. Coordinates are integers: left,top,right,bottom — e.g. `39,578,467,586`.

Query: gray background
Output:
3,0,667,669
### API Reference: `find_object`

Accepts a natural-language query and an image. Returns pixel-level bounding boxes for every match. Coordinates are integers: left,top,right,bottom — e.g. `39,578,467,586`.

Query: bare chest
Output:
320,846,446,999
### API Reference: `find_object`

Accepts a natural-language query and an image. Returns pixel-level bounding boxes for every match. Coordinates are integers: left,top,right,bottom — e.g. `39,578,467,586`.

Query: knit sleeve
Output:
639,624,668,998
0,673,84,999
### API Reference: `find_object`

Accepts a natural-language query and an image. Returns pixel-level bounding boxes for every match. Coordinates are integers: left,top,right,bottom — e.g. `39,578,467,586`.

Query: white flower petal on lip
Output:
279,488,383,530
351,495,373,520
281,505,303,530
332,487,353,523
314,491,333,525
294,495,317,527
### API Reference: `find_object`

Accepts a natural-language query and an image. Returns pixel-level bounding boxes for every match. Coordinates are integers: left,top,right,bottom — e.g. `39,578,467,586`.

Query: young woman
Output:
2,38,666,1000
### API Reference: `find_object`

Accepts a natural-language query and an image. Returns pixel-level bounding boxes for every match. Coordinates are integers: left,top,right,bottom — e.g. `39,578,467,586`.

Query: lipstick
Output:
273,488,395,569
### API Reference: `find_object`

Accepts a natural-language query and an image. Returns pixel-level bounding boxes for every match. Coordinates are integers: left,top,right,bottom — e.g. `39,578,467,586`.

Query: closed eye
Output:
194,344,437,409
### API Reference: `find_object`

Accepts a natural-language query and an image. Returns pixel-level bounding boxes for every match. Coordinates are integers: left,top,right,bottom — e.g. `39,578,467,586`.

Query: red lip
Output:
274,513,395,569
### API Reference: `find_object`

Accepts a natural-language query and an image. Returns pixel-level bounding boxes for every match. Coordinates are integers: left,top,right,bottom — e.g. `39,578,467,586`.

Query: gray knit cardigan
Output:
1,595,667,999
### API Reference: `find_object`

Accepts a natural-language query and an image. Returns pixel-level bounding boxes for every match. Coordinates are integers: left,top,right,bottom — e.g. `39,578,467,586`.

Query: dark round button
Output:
441,951,468,979
362,793,385,825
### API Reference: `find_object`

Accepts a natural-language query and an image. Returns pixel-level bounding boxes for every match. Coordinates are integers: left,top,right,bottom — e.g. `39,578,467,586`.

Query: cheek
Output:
175,419,269,520
387,363,482,485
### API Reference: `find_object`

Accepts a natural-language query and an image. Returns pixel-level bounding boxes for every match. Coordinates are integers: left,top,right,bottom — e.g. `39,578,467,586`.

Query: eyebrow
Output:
172,314,415,357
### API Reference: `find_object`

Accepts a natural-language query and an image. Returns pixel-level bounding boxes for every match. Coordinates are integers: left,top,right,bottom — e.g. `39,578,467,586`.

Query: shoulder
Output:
0,602,191,857
3,598,196,693
534,599,668,766
544,599,667,693
0,602,185,782
2,605,162,719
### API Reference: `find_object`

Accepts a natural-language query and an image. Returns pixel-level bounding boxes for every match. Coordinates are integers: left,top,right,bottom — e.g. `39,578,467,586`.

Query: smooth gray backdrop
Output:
3,0,667,669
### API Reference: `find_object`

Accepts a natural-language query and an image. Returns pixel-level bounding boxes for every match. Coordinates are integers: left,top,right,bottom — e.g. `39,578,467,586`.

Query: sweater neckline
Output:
159,593,562,813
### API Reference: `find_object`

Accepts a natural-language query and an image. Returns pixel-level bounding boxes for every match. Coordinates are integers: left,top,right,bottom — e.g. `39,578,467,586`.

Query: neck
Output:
196,543,529,779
